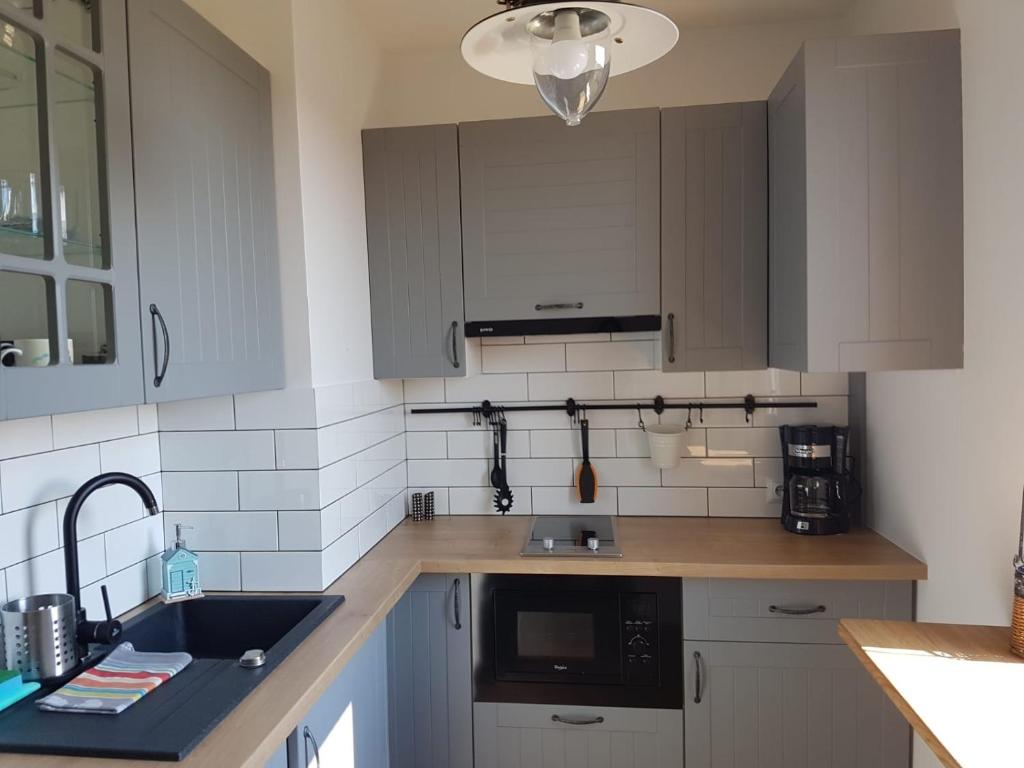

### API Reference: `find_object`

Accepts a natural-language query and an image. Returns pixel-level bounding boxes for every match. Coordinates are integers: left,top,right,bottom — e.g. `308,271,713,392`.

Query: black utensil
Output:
494,417,514,514
576,418,597,503
489,419,502,489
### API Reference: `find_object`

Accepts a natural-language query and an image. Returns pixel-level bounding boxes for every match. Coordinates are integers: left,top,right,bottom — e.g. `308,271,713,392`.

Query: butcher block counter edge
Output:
0,516,925,768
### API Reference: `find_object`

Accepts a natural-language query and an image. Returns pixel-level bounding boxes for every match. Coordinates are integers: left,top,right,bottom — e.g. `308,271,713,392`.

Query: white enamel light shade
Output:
461,1,678,86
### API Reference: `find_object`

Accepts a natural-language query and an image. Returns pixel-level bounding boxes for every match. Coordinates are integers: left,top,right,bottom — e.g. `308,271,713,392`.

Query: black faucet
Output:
64,472,160,657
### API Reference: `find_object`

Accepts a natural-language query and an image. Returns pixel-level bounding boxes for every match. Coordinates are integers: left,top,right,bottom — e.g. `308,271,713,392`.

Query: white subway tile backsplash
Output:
52,406,138,450
531,486,618,516
278,510,324,550
275,430,319,470
0,445,100,513
77,534,108,587
81,559,157,620
566,341,655,372
105,514,163,574
800,373,850,396
403,378,446,403
100,433,161,477
581,458,661,487
660,400,750,428
241,551,323,591
505,458,574,486
235,388,317,430
753,458,784,488
163,472,239,511
482,344,565,374
240,470,319,511
57,474,163,544
317,406,404,467
525,333,609,344
528,372,614,401
5,548,65,599
0,502,58,569
448,486,532,516
662,458,753,487
406,431,447,459
357,505,389,556
619,487,708,516
480,336,524,346
613,370,704,400
0,416,52,461
445,373,528,403
709,487,779,518
157,396,236,431
195,551,241,591
408,459,490,488
164,511,279,551
448,429,530,459
160,431,276,471
707,428,782,458
530,429,616,459
319,457,358,507
321,529,360,586
706,369,801,397
137,405,159,435
354,435,405,486
752,396,848,428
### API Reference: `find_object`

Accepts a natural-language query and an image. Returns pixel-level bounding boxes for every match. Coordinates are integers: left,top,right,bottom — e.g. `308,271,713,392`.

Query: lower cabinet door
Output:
288,624,389,768
387,574,473,768
265,741,288,768
474,702,683,768
684,641,910,768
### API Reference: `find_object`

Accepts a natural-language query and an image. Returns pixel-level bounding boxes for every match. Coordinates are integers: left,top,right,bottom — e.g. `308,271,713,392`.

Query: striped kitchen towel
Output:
36,642,192,715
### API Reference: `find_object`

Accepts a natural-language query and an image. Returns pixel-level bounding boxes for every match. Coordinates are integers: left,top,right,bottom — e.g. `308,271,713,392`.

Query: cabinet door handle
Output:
303,725,320,767
452,577,462,630
535,302,584,311
693,651,703,704
667,312,676,364
450,320,460,369
551,714,604,726
769,604,827,616
149,304,170,388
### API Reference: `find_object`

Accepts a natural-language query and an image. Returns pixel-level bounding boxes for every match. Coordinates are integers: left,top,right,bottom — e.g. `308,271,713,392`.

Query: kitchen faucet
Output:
63,472,160,658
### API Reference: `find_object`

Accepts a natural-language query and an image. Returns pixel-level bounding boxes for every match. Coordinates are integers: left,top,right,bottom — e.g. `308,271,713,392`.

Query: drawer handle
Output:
535,302,584,311
452,577,463,630
769,604,827,616
303,725,320,767
551,714,604,726
693,651,703,704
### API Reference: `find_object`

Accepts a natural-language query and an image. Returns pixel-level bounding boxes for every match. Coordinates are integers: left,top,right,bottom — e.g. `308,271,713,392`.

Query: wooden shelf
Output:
839,619,1022,768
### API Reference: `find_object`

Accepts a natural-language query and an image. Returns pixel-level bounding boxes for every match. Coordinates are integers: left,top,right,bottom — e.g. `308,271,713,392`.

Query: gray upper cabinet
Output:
387,574,473,768
685,640,910,768
769,30,963,372
128,0,284,403
661,102,767,372
363,125,466,380
459,109,661,328
0,0,144,420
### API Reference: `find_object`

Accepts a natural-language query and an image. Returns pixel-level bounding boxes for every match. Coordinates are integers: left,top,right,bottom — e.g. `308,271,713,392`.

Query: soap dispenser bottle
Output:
161,524,203,603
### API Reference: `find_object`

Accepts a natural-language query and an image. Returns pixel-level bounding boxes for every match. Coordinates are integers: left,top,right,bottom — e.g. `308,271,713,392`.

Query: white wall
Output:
367,17,840,127
842,2,1023,766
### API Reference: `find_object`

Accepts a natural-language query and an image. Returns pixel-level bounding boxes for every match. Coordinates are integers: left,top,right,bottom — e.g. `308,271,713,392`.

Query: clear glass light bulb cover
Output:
530,21,611,127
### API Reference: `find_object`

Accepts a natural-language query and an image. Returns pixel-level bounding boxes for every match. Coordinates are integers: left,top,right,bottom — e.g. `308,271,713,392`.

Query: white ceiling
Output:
353,0,856,51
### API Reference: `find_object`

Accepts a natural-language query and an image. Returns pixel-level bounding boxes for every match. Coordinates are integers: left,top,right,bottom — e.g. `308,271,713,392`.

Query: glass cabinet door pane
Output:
0,22,45,260
54,51,105,268
1,2,35,14
66,278,113,364
0,270,57,366
43,0,96,52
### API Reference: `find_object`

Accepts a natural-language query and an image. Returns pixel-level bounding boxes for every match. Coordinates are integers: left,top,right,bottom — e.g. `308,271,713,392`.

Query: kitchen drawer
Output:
683,578,912,644
474,702,683,768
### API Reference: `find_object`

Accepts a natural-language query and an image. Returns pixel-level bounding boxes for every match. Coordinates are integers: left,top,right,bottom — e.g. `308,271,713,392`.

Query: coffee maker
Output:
779,425,859,535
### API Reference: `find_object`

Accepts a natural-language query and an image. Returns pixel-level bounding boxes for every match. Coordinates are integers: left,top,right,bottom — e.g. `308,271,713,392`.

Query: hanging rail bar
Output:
409,394,817,422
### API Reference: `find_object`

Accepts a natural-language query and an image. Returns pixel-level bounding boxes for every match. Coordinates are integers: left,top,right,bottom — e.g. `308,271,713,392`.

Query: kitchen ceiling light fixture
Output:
462,1,678,126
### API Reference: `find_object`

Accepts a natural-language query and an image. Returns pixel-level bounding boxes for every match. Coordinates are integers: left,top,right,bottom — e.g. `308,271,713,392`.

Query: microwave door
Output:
493,589,622,684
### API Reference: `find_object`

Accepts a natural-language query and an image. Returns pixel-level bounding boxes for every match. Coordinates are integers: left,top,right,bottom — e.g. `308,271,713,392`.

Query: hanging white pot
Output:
646,424,683,469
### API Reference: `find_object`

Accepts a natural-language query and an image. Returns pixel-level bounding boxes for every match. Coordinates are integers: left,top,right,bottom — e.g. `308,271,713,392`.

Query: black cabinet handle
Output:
693,650,703,704
535,302,584,311
450,320,460,369
769,604,827,616
551,714,604,726
303,725,320,767
667,312,676,364
149,304,170,388
453,577,462,630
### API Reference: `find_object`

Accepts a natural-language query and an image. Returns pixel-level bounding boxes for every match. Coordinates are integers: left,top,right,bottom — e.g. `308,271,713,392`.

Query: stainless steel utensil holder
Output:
1,593,78,682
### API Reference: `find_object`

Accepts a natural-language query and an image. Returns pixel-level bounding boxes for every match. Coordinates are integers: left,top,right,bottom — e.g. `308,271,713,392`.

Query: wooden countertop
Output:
0,517,925,768
839,619,1020,768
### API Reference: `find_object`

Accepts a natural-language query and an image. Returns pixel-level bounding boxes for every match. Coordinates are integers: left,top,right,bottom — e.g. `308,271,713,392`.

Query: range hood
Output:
465,313,660,338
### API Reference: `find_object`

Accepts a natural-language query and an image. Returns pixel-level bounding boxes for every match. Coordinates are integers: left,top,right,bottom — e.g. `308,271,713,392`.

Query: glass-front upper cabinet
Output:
0,0,142,419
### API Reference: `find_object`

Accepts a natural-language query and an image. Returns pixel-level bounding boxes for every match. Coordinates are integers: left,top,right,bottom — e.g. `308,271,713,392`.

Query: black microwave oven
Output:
471,574,681,709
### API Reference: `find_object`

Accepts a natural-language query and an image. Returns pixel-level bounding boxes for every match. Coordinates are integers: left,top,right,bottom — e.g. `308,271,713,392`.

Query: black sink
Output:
0,594,344,761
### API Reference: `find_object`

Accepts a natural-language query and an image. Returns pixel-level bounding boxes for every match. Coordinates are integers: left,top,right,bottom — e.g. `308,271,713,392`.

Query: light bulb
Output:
547,11,589,80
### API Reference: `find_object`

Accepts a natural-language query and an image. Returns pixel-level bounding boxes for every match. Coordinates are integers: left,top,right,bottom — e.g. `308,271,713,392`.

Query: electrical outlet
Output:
765,479,784,503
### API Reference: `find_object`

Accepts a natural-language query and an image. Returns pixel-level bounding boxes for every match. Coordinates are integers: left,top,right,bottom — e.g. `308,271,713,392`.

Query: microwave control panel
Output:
621,593,659,685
